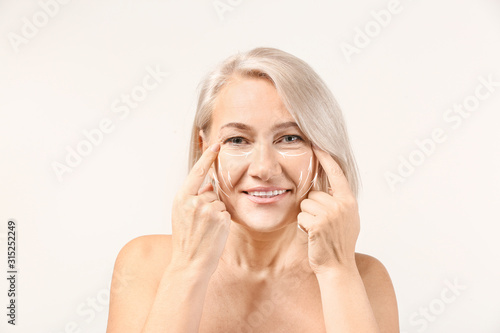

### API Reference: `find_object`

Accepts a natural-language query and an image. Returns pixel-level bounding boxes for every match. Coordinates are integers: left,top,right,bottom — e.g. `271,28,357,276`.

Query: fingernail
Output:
211,142,220,152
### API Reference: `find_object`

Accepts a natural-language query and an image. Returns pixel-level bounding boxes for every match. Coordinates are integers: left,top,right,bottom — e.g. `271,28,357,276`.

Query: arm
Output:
106,235,213,333
315,254,399,333
140,263,212,333
299,145,399,332
107,142,230,332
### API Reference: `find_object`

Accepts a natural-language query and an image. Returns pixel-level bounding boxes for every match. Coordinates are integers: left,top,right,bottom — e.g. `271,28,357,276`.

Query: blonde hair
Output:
188,47,361,199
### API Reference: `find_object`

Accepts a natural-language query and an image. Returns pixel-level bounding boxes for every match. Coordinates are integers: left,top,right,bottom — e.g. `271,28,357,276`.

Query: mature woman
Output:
106,47,399,332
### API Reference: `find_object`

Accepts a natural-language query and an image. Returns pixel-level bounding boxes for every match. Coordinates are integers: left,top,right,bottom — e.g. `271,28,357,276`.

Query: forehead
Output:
212,77,293,129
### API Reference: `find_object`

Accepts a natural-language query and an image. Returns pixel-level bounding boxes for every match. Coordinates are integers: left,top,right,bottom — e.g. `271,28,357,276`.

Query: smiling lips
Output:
242,187,291,203
247,189,287,197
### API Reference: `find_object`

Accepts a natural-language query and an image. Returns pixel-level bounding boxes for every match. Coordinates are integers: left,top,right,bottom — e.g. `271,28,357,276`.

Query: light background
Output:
1,0,499,332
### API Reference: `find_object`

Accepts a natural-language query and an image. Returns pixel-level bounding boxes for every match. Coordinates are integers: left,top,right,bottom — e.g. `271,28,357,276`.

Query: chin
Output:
231,210,295,232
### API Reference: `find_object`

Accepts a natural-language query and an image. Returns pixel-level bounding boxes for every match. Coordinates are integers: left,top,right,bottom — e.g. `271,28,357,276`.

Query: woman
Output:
106,47,399,332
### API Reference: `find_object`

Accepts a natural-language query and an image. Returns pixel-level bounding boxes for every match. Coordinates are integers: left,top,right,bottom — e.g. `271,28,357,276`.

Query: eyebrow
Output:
219,121,300,132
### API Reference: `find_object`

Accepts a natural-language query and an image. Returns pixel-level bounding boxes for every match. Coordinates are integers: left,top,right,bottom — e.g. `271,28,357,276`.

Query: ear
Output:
199,128,217,171
199,129,209,153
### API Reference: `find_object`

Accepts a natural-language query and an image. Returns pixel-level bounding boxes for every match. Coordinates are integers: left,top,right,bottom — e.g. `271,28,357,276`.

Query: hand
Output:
297,145,360,276
170,142,232,277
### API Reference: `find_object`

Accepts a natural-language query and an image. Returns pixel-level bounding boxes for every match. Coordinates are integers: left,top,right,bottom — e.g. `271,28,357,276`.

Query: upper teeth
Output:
248,190,287,197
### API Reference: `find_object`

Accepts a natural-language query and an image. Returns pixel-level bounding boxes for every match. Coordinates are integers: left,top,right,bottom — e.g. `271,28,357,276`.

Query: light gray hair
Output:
188,47,361,199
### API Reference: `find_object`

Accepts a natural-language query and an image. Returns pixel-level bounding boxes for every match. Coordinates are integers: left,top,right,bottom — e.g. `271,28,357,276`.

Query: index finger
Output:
183,142,220,196
312,144,352,197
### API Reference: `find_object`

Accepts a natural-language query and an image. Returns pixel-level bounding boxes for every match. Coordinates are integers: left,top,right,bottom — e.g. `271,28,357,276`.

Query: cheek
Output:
216,149,316,190
216,154,247,190
285,152,314,185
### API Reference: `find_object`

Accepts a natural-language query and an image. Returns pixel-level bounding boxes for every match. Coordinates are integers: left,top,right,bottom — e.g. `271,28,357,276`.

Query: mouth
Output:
242,189,291,203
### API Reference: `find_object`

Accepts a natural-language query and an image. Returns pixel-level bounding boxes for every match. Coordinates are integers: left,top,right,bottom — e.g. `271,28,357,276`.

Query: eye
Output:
224,136,248,145
280,135,303,144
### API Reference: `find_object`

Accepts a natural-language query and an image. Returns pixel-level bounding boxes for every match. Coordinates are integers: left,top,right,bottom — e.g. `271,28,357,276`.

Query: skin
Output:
200,76,320,276
106,76,400,332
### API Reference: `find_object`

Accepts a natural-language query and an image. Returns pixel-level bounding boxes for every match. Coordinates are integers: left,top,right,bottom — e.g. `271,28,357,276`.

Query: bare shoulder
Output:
354,252,400,331
107,234,173,332
354,252,396,294
355,252,390,278
113,234,174,289
116,234,173,271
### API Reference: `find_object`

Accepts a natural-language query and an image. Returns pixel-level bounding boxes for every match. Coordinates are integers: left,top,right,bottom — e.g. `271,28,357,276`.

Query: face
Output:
200,76,318,232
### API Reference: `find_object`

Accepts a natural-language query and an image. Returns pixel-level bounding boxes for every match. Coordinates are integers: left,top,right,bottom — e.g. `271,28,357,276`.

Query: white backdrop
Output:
1,0,499,332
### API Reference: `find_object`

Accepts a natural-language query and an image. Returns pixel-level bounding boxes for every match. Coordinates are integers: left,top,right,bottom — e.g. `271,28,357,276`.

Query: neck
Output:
220,221,309,280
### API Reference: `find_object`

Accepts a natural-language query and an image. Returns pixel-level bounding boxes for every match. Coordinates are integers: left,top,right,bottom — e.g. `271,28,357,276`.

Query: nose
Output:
247,143,282,181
